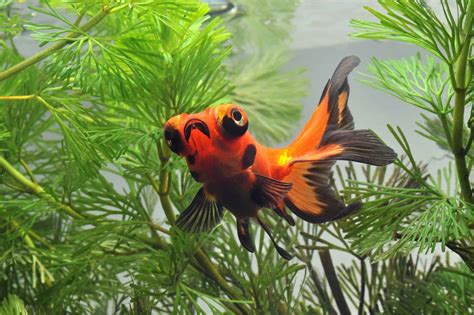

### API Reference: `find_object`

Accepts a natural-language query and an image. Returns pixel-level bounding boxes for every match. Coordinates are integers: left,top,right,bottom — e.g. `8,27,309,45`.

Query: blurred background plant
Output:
0,0,472,314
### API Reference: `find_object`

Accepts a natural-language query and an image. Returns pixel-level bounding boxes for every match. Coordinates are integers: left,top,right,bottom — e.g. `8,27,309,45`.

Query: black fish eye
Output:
222,108,248,137
232,109,242,122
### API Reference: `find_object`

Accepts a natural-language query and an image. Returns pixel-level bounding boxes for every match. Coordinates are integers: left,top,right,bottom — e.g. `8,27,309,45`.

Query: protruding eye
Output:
222,107,248,137
164,126,184,154
232,108,244,125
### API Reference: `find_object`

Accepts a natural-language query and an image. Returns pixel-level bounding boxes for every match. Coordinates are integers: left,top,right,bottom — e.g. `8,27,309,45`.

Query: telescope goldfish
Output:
164,56,396,259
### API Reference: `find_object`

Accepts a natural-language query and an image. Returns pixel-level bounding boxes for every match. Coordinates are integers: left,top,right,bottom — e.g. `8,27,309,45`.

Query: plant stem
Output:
158,173,176,224
3,156,170,250
358,258,367,315
193,251,246,314
154,181,248,312
146,222,170,235
155,142,176,224
451,0,473,204
0,5,112,82
0,156,85,219
9,219,53,286
296,253,336,314
319,249,351,315
0,95,35,101
465,125,473,155
10,218,35,249
439,113,452,149
20,158,37,184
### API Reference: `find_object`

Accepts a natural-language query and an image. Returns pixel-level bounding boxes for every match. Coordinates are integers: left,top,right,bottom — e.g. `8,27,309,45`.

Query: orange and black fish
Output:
164,56,396,259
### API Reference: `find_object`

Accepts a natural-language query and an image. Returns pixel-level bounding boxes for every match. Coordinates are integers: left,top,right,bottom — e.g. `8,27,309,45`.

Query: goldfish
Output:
164,56,396,259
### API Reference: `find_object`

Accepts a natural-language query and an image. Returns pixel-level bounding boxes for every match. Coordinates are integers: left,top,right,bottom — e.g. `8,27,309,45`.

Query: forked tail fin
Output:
288,55,360,157
293,129,397,166
283,130,395,223
282,56,396,223
283,161,362,223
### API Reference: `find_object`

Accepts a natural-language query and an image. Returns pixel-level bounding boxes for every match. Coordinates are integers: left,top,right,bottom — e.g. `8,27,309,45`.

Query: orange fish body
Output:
166,107,281,216
164,56,396,258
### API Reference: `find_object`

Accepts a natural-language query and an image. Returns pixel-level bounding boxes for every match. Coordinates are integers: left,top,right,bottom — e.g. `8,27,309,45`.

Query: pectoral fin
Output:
176,188,224,233
237,218,255,253
250,173,293,209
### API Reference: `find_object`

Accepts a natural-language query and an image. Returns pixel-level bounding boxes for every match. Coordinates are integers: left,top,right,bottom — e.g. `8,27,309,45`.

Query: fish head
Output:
164,104,253,181
164,103,249,154
164,112,212,156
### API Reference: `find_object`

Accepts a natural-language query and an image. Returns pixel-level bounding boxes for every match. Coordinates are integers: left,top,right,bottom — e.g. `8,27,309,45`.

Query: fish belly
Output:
205,171,259,219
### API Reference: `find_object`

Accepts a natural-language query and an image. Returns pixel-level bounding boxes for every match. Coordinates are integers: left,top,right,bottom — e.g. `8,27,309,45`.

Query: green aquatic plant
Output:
0,0,304,313
348,0,474,269
0,0,472,314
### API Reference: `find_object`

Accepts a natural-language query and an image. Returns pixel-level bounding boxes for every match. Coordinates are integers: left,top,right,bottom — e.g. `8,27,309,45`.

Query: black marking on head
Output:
164,127,184,154
242,144,256,169
184,119,210,142
190,171,200,182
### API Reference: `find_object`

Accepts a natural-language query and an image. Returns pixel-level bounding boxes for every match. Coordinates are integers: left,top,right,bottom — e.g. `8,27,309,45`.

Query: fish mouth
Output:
184,118,210,142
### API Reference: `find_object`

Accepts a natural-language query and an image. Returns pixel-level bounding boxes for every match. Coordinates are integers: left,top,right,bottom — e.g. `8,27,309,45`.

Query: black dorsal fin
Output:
176,188,224,233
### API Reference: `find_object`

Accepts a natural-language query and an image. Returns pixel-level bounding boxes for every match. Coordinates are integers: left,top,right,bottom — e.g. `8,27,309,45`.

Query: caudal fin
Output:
294,129,397,166
281,56,396,223
283,130,395,223
288,56,360,157
283,161,361,223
